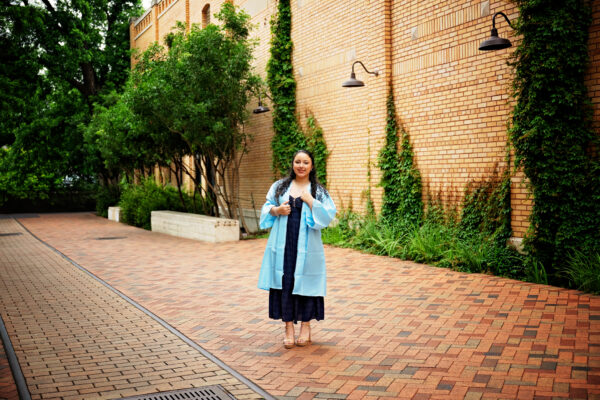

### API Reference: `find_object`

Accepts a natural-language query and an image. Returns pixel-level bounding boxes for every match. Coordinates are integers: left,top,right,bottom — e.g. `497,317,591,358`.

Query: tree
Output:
0,5,46,147
0,0,142,207
0,86,89,205
84,90,154,183
125,3,262,227
2,0,141,105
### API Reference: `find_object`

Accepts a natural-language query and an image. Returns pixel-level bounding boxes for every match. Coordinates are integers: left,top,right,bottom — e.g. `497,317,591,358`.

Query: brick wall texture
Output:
130,0,600,238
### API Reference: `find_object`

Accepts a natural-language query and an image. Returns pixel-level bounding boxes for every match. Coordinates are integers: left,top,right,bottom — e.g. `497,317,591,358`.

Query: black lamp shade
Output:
253,99,270,114
479,28,512,51
253,104,270,114
342,72,365,87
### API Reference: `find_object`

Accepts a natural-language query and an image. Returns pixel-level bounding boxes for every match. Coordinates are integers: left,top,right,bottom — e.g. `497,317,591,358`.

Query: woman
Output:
258,150,337,348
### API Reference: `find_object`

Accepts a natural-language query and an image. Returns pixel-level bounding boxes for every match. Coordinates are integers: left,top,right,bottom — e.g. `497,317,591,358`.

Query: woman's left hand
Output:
300,189,314,208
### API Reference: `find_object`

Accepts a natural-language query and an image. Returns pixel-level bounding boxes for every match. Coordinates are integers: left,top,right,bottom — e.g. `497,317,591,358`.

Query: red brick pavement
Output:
17,213,600,399
0,217,263,400
0,332,18,400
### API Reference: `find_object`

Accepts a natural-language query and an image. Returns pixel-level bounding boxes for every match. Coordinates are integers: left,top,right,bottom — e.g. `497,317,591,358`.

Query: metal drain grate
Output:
118,385,234,400
0,233,22,237
95,236,127,240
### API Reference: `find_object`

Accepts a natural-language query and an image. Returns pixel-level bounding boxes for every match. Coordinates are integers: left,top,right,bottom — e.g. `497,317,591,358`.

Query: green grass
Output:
326,209,597,295
525,258,549,285
443,238,488,273
322,210,529,282
560,250,600,294
243,230,270,240
405,222,453,264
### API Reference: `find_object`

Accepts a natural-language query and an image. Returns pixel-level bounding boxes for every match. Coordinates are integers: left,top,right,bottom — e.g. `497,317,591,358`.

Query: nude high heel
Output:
296,322,312,347
283,323,295,349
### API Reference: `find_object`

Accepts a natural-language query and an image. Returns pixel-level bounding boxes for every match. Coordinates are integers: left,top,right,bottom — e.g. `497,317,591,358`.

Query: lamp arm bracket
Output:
352,60,379,76
492,11,515,30
252,90,272,101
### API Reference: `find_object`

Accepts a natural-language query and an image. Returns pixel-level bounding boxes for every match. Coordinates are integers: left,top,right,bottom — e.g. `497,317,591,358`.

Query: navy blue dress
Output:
269,195,325,323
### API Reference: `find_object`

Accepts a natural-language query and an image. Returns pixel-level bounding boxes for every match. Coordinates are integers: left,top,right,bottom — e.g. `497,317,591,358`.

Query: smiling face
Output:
293,152,313,180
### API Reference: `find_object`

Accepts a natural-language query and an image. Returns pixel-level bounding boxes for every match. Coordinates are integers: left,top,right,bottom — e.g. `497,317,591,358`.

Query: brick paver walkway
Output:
0,217,264,400
0,331,18,400
4,213,600,399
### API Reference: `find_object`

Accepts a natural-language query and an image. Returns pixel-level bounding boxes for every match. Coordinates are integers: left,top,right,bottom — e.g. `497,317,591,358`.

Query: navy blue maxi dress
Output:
269,195,325,323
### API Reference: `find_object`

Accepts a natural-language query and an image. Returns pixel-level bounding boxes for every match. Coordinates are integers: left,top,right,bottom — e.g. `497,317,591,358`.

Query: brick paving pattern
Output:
0,330,18,400
0,217,263,400
9,213,600,399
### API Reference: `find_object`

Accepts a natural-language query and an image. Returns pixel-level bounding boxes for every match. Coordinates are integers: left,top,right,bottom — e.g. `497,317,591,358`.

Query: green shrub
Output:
243,230,270,240
350,217,381,252
525,258,549,285
560,250,600,294
95,184,121,218
321,223,347,246
406,222,453,264
442,235,524,277
366,223,408,258
322,210,362,247
443,238,487,273
484,243,525,279
118,178,202,230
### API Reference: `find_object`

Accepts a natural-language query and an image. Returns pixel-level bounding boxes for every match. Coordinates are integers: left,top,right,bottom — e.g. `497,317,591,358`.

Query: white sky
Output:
142,0,152,11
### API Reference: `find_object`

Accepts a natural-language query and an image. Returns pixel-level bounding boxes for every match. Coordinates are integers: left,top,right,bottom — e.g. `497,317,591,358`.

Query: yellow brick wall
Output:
156,0,186,42
190,1,217,28
131,7,156,64
293,1,388,214
235,0,276,212
389,1,524,234
131,0,600,237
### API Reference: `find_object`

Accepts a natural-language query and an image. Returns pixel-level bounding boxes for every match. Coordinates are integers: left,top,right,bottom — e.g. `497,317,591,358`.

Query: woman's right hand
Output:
277,200,291,216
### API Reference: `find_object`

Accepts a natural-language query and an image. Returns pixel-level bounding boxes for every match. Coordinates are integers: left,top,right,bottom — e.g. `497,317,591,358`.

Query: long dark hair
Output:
274,149,328,204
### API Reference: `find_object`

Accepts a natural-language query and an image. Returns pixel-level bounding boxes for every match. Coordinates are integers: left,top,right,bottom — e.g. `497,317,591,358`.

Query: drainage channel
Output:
119,385,234,400
0,314,32,400
14,217,275,400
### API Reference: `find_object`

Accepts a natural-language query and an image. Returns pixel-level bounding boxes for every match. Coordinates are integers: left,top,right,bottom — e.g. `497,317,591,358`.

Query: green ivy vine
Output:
510,0,600,280
377,89,423,226
305,114,329,185
267,0,306,176
459,160,512,248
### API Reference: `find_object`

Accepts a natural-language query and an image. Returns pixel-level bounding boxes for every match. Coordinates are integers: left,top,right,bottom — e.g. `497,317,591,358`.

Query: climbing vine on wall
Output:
459,159,512,248
305,114,329,185
267,0,306,176
377,89,423,226
510,0,600,280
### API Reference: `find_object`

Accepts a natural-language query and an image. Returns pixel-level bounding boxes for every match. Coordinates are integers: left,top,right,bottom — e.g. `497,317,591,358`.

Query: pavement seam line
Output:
0,313,32,400
13,217,276,400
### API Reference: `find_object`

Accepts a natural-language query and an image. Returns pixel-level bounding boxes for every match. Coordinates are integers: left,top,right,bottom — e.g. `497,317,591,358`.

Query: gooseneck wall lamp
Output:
479,11,515,51
253,95,270,114
342,61,379,87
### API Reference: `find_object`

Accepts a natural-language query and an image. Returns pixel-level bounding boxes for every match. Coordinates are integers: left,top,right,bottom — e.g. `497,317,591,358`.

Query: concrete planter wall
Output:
151,210,239,242
108,207,121,222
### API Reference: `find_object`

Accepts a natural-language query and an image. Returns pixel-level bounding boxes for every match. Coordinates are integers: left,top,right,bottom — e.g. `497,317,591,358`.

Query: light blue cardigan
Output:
257,180,337,297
